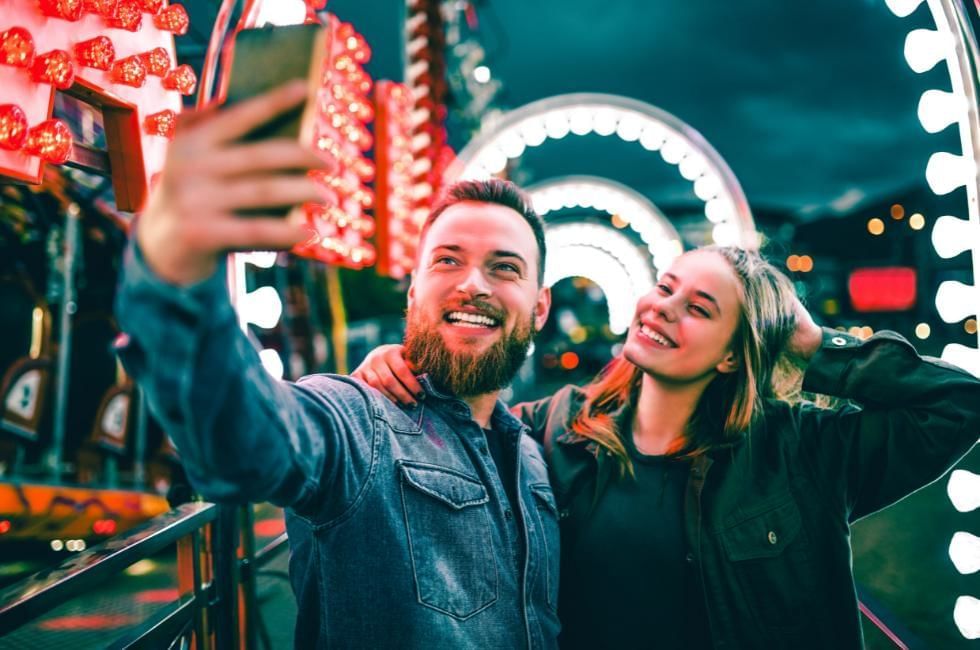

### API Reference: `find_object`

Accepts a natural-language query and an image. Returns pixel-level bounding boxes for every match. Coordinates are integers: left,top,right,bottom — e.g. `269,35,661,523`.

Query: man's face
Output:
404,201,551,397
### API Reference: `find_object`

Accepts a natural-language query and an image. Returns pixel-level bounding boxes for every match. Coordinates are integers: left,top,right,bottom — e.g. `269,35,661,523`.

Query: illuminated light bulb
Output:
544,111,570,139
241,251,277,269
942,343,980,377
948,470,980,512
639,123,667,151
39,0,83,21
568,107,593,136
24,119,74,164
929,215,970,259
1,27,35,68
949,532,980,574
660,136,688,164
481,148,508,174
259,349,284,380
73,36,115,71
884,0,924,17
83,0,119,18
693,173,722,201
935,280,976,323
918,89,965,134
592,108,619,136
162,64,197,95
679,153,708,180
925,151,974,195
241,286,283,329
154,4,190,35
0,104,29,151
473,65,491,84
499,131,526,159
144,109,176,139
704,197,734,223
615,114,643,142
31,50,75,89
904,28,954,74
140,0,167,13
110,55,147,87
954,596,980,640
109,0,143,31
711,222,738,246
139,47,170,76
914,322,931,339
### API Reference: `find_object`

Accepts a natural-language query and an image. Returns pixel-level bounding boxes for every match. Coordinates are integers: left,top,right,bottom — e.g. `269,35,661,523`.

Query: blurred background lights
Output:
473,65,490,83
908,212,926,230
915,322,931,339
240,286,283,329
868,218,885,235
259,349,285,380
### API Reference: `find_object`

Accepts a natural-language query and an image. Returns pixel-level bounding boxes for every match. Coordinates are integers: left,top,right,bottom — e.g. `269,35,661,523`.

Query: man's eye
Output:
496,263,520,274
435,257,459,266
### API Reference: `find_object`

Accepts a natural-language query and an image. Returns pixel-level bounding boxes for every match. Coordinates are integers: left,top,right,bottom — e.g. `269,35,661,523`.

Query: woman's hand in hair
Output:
786,297,823,363
352,344,423,406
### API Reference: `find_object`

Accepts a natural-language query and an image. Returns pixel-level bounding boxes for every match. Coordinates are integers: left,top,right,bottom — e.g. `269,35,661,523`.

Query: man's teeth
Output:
640,324,672,347
447,311,499,327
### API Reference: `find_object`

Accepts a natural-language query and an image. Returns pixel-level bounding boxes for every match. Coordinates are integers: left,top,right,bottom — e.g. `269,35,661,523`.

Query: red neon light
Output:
24,119,73,163
0,27,35,68
30,50,75,89
83,0,119,18
110,54,148,87
154,5,189,36
848,267,917,312
0,520,11,534
39,0,84,22
162,63,196,94
109,0,144,31
0,104,29,150
139,46,170,76
73,36,116,71
144,108,176,139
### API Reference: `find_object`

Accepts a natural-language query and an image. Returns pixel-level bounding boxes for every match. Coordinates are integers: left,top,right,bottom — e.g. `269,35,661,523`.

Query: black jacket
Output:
513,328,980,649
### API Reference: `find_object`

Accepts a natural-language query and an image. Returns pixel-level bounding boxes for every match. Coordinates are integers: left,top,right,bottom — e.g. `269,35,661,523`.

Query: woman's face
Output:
623,250,743,384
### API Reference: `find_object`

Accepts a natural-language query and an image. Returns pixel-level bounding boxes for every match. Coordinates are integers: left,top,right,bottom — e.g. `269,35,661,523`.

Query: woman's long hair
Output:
569,246,802,471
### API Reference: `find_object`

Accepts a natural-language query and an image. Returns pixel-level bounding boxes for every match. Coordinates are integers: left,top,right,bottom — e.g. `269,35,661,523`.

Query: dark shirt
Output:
558,432,710,650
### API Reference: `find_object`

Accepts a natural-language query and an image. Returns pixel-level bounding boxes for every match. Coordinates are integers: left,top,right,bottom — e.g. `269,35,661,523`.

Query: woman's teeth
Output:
640,323,673,347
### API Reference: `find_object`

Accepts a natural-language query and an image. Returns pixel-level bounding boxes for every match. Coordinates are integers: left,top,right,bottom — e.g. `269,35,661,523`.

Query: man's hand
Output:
785,296,823,363
351,344,423,406
137,80,324,285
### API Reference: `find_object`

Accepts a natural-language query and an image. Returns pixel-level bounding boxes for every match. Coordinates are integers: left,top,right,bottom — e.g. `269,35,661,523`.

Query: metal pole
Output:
48,202,81,481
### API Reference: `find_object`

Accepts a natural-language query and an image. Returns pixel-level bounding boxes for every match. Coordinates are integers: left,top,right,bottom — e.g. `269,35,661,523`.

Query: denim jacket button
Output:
559,509,570,520
504,509,513,520
831,336,847,346
768,530,778,545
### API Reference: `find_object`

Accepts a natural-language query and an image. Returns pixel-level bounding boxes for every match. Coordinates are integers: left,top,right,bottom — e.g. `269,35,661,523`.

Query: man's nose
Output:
455,266,492,298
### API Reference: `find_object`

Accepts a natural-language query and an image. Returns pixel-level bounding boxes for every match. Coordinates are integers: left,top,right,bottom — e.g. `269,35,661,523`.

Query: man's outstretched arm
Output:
115,82,374,517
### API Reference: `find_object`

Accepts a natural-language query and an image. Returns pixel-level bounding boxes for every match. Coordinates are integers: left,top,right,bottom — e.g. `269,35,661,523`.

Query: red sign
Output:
848,267,917,312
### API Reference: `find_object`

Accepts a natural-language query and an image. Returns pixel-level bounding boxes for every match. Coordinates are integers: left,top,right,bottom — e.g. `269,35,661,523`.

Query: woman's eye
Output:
690,305,710,317
656,283,672,294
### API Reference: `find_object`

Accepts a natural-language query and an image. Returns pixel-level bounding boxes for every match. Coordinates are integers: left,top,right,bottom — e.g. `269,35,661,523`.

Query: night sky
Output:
323,0,964,218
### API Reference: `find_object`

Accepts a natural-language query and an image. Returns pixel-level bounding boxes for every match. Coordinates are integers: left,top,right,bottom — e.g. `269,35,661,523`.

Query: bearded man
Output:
115,83,558,650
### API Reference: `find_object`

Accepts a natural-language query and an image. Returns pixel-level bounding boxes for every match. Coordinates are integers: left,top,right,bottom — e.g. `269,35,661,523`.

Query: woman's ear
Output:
716,350,740,374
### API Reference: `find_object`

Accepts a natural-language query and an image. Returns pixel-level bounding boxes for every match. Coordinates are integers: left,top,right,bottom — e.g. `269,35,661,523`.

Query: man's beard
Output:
403,302,534,398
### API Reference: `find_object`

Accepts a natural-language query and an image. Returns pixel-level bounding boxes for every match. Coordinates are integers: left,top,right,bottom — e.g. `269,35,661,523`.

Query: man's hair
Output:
417,179,547,284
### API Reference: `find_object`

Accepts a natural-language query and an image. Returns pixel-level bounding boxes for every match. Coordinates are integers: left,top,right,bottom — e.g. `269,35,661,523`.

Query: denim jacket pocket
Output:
719,496,815,633
530,483,560,612
399,461,499,619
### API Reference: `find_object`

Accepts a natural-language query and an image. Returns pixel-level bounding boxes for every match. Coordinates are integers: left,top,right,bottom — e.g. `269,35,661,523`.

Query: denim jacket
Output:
114,242,561,649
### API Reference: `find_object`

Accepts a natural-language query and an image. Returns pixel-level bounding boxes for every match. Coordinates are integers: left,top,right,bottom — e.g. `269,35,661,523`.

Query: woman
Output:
353,245,980,649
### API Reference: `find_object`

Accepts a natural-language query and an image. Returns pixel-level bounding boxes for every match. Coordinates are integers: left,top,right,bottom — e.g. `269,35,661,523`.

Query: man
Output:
115,82,560,648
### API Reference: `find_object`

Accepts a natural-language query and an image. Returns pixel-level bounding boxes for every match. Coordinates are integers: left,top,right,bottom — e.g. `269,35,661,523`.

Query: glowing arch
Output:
528,175,684,271
544,223,655,334
448,93,757,247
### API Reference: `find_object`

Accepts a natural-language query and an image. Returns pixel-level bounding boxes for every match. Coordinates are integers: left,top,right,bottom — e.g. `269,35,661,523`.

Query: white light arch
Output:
544,223,655,334
887,0,980,377
448,93,757,247
528,175,684,271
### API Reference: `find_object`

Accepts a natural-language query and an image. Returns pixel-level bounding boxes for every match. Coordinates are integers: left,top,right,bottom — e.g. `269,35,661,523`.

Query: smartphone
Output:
224,23,328,215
